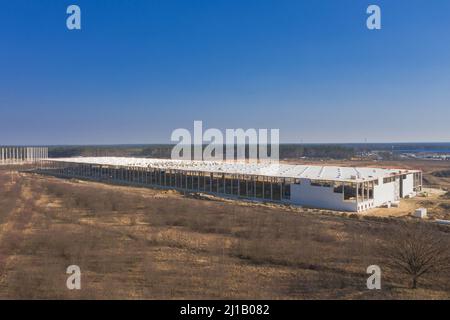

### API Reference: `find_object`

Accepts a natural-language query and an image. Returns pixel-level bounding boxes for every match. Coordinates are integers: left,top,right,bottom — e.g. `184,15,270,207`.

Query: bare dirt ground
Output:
0,168,449,299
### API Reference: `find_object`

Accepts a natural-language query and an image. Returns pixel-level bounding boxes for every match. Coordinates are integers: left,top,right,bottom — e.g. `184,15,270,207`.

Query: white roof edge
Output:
46,157,421,183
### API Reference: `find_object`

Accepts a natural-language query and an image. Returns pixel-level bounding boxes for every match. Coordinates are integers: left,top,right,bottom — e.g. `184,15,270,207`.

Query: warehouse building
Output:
35,157,422,212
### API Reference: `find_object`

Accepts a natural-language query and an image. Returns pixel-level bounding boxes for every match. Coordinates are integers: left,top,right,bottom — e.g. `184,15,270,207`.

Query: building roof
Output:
50,157,420,183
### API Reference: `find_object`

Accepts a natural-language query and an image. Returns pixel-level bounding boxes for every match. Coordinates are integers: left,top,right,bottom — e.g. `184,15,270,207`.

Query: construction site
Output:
29,156,423,212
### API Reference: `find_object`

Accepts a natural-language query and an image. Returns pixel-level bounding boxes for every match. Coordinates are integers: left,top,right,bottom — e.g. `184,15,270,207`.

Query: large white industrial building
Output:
35,157,422,212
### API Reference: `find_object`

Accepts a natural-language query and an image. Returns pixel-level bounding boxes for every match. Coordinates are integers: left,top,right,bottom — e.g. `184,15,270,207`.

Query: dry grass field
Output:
0,164,449,299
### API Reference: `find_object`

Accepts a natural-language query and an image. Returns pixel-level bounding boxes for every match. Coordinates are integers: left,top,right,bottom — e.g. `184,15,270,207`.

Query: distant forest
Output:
48,144,357,160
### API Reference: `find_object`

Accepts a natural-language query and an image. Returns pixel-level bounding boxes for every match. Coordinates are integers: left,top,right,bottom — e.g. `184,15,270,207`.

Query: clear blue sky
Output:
1,0,449,145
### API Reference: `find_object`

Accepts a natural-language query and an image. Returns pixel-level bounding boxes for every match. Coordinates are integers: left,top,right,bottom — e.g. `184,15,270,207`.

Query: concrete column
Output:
197,172,200,190
237,176,240,196
366,182,370,200
262,180,265,198
270,181,273,200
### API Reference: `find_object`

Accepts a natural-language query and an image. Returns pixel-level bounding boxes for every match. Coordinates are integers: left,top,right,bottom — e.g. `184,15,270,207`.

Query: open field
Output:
0,166,449,299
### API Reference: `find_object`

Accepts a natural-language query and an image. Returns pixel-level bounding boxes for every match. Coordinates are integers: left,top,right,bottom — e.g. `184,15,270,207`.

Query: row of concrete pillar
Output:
0,147,48,164
37,161,291,201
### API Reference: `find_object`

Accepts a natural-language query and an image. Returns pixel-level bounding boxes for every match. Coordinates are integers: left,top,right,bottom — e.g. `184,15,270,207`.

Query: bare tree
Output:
383,222,450,289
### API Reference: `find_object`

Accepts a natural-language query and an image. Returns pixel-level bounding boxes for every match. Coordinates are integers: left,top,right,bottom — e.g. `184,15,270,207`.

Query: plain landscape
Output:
0,155,449,299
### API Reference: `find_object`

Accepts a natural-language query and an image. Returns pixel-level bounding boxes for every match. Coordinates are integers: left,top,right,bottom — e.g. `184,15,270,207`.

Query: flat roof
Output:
49,157,420,183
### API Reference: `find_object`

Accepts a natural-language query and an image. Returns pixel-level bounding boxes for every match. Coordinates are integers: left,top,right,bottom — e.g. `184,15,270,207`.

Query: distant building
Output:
35,157,422,212
0,147,48,164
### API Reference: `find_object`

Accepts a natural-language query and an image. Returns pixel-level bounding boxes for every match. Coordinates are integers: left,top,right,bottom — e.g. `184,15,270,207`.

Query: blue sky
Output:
1,0,449,145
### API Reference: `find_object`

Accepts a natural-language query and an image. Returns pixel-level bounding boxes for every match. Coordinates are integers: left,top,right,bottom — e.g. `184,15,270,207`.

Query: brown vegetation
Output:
0,168,449,299
381,222,450,289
